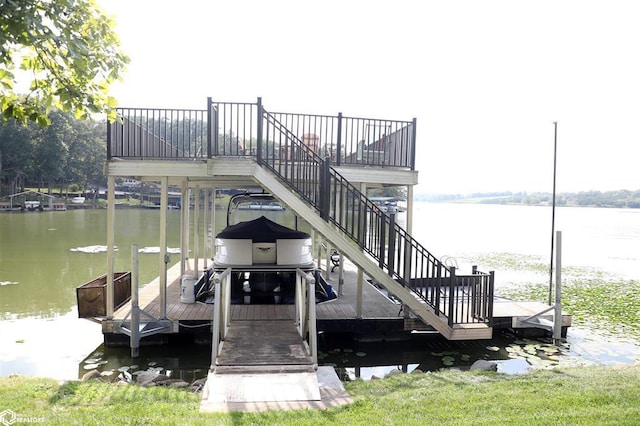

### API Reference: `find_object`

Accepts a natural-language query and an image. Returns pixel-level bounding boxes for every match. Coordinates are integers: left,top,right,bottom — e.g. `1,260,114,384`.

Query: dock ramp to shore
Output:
201,320,351,412
201,267,352,412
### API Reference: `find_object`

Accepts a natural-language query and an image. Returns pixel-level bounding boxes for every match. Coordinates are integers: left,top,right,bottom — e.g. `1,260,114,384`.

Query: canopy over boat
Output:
216,216,310,242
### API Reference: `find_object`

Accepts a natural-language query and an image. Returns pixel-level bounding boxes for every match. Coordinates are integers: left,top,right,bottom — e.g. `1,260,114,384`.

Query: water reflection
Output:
78,340,210,384
74,329,640,382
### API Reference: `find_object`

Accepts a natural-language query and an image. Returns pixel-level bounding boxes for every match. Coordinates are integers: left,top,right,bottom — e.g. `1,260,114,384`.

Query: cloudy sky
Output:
98,0,640,194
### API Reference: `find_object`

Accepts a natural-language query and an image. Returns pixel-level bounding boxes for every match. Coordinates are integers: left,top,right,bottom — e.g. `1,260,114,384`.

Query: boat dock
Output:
90,98,573,410
100,259,572,345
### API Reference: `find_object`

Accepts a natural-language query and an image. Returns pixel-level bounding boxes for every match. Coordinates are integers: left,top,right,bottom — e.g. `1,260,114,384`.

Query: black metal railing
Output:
107,99,416,170
254,107,493,327
266,110,416,169
108,108,207,159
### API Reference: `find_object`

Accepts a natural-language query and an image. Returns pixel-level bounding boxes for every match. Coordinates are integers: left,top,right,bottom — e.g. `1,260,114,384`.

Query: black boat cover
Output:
216,216,310,242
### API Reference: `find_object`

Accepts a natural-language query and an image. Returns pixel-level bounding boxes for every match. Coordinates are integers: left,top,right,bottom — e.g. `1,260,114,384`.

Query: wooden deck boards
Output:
106,260,571,336
215,320,313,368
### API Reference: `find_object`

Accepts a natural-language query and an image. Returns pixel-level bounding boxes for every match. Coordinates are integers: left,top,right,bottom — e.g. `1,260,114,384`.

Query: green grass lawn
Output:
2,364,639,425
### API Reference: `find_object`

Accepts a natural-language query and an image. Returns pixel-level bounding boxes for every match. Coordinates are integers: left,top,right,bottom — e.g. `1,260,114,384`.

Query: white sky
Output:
98,0,640,194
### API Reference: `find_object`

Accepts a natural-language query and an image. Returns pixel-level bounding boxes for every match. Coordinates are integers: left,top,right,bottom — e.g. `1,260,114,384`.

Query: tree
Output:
0,0,129,126
0,119,35,194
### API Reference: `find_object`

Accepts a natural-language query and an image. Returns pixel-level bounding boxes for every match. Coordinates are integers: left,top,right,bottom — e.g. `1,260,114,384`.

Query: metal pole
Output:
548,121,558,305
554,231,563,345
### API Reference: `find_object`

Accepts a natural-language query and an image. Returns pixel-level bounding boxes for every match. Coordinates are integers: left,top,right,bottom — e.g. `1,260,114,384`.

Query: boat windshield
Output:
226,193,298,228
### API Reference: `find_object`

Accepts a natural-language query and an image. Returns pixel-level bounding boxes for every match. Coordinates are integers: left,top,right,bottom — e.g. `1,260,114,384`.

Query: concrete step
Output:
203,370,321,403
200,366,352,412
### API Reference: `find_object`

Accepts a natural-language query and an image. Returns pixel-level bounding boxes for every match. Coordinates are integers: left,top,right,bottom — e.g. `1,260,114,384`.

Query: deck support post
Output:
448,266,456,327
553,231,563,345
210,273,222,370
356,269,363,319
194,185,200,274
308,274,318,368
325,241,332,278
131,245,140,357
106,175,116,319
159,177,168,319
180,182,189,277
338,253,344,296
203,188,209,269
210,187,217,260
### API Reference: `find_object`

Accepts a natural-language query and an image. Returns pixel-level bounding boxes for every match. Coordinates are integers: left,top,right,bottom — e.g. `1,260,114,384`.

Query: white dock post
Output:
356,269,363,319
554,231,563,345
210,273,222,371
307,273,318,368
159,177,168,319
325,242,332,278
203,188,209,270
180,182,189,277
210,187,217,260
194,185,200,274
131,244,140,358
106,175,116,319
338,253,344,296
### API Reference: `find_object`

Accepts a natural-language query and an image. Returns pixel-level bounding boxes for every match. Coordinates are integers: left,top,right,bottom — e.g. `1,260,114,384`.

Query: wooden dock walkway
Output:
103,259,571,341
109,261,400,324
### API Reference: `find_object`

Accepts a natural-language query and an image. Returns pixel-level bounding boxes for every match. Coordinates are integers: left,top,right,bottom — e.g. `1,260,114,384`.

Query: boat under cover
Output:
214,216,313,267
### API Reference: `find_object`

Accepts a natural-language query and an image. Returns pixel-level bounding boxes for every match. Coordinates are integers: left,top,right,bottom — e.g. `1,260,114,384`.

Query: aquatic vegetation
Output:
497,276,640,341
466,252,549,274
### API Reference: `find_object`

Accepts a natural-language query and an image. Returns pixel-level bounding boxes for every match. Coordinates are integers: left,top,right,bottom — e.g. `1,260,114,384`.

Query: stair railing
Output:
259,109,493,326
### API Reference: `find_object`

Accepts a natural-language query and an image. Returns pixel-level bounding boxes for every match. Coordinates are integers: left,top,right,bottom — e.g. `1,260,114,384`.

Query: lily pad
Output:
442,356,455,364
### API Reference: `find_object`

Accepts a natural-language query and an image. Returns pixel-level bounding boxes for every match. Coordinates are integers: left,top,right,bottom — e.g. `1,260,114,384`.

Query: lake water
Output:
1,203,639,380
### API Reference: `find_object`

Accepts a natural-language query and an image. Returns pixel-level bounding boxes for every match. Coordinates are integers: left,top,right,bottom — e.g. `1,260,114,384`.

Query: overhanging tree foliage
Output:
0,0,128,126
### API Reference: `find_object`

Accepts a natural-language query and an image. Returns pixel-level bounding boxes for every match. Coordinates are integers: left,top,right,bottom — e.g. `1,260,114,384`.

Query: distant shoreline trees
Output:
0,112,105,197
416,190,640,209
